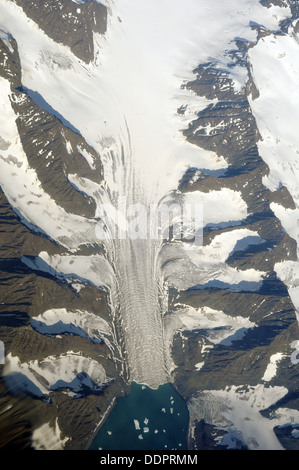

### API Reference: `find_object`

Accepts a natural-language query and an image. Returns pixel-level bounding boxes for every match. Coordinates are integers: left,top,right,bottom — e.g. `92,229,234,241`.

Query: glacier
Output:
0,0,294,390
1,0,299,451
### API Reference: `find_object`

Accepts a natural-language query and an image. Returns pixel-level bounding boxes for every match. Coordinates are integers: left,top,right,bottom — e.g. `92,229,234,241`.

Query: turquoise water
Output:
90,382,189,450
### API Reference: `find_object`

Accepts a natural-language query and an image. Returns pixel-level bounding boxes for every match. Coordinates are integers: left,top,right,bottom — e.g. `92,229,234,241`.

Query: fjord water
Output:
90,382,189,450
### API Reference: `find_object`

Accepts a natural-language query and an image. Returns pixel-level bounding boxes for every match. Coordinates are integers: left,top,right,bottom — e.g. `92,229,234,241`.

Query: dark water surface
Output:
90,382,189,450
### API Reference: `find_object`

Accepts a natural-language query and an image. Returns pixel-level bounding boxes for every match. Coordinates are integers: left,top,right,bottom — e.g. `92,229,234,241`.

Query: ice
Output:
0,0,291,389
249,31,299,206
133,420,140,431
184,189,248,228
274,261,299,316
0,0,290,201
3,352,108,398
22,252,114,294
32,418,69,450
161,229,266,292
164,306,256,356
262,353,286,383
188,384,289,450
0,78,98,251
31,308,112,345
77,145,96,170
248,22,299,323
0,28,13,53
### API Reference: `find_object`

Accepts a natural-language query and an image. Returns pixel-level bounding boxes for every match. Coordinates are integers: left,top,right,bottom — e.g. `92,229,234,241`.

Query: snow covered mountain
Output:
0,0,299,450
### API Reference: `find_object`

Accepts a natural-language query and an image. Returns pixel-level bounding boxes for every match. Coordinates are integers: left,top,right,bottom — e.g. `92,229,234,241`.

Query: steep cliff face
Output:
0,0,299,451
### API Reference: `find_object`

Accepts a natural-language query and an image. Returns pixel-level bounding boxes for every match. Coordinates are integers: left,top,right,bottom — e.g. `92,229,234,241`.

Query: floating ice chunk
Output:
134,420,140,431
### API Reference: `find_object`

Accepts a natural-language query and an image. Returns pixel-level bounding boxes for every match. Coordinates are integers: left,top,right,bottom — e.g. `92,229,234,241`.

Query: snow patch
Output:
188,384,289,450
32,418,69,450
31,308,111,344
165,306,256,352
262,353,286,382
3,352,108,398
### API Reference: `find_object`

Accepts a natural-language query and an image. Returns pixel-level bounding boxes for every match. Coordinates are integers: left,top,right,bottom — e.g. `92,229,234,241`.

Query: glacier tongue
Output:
110,238,169,388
